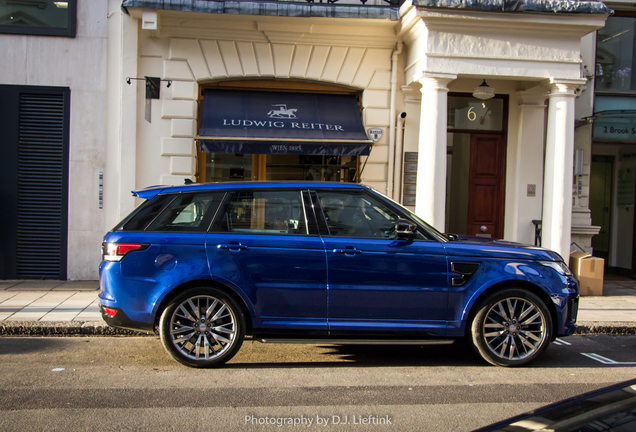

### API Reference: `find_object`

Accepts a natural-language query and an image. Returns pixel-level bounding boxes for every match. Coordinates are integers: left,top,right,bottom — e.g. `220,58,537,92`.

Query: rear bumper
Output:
99,304,155,333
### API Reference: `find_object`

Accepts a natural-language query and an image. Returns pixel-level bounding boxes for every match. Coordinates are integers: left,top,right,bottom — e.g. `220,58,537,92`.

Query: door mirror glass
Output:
396,218,416,241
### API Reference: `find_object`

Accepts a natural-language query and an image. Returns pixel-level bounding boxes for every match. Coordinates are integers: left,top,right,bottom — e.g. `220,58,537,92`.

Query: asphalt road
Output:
1,335,636,431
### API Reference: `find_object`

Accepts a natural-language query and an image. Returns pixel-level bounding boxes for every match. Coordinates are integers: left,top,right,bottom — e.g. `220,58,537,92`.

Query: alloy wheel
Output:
482,297,547,362
167,295,237,361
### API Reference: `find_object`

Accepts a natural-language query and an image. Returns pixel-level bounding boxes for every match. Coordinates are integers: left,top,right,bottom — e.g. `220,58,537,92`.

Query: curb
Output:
0,321,634,337
0,321,154,337
575,321,636,336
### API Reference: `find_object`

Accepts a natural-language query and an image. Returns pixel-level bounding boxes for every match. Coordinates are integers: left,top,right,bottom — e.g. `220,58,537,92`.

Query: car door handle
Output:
217,243,247,252
333,248,362,256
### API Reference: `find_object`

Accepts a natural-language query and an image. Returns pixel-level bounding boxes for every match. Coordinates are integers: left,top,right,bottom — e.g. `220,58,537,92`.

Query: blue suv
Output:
99,182,579,368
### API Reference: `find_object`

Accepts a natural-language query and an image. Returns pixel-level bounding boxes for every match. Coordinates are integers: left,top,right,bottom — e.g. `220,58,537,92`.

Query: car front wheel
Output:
470,289,552,367
159,287,245,368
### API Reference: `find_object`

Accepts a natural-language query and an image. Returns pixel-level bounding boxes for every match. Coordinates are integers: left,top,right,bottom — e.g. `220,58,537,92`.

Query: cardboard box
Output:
569,251,604,296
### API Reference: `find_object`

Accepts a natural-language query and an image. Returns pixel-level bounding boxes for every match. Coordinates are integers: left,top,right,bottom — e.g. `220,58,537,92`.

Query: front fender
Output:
446,259,578,337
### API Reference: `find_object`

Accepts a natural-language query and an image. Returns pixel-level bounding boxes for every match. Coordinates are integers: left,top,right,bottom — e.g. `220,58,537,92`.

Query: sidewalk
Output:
0,277,635,336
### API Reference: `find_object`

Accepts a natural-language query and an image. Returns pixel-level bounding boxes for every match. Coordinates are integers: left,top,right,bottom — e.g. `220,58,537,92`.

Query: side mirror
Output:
396,218,416,241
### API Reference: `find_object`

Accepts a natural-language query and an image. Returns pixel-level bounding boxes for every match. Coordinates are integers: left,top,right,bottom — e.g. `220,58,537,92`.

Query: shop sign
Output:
594,121,636,142
199,89,368,141
367,128,383,143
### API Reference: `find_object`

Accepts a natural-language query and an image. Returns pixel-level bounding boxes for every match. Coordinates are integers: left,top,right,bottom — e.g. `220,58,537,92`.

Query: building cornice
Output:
123,0,401,20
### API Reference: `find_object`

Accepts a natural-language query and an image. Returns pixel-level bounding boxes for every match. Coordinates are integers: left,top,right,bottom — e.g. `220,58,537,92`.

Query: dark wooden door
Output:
590,155,613,264
466,134,506,239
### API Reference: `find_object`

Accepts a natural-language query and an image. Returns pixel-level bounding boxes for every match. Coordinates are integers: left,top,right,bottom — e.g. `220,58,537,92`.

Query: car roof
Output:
133,181,371,200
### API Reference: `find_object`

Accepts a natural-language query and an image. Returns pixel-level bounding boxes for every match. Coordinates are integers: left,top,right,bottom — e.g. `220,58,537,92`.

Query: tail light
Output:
103,242,149,262
103,307,117,317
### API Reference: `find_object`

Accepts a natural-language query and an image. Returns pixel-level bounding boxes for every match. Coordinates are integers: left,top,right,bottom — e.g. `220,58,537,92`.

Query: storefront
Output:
196,81,371,183
591,12,636,275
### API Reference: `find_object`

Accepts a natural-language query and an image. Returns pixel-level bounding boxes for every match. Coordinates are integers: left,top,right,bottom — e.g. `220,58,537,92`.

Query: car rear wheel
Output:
470,289,552,367
159,287,245,368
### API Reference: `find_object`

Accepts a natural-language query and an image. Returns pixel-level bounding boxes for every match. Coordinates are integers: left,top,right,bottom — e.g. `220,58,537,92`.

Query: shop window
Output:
205,153,253,182
596,17,636,93
266,155,357,182
0,0,76,37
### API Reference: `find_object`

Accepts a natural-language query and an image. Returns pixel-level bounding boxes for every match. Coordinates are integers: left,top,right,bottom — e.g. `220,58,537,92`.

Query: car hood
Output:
443,235,563,262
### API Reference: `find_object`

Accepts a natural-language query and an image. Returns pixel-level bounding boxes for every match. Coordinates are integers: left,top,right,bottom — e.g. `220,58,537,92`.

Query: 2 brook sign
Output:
594,121,636,142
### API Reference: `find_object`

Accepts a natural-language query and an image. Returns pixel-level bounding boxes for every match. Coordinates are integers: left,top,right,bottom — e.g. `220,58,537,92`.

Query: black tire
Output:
470,288,552,367
159,287,245,368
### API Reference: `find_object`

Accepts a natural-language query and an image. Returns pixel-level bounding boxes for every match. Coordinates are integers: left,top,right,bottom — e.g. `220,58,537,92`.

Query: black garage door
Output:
0,85,70,280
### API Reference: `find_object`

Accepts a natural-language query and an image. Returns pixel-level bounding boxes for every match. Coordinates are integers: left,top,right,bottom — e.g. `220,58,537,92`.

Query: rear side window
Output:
211,190,307,235
114,194,176,231
145,192,225,232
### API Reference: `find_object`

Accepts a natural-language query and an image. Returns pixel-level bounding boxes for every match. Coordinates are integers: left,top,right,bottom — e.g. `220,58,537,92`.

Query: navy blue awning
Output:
198,89,371,156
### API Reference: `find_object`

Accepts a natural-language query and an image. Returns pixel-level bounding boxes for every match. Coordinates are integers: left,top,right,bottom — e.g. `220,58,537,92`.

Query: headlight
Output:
536,260,572,276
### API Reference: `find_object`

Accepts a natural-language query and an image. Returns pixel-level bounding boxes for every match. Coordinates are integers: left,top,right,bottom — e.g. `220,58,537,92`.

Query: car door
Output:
205,188,328,332
314,189,449,335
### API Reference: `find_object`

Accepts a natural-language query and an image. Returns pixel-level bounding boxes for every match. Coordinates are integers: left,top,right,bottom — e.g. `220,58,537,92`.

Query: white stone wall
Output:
0,0,108,280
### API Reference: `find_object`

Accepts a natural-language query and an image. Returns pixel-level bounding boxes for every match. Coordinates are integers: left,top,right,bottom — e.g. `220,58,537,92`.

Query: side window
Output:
145,193,224,232
318,191,401,239
114,194,176,231
212,190,307,235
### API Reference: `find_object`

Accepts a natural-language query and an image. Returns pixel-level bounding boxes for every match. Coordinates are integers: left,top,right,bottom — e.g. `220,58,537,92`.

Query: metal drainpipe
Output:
394,112,407,204
387,41,403,199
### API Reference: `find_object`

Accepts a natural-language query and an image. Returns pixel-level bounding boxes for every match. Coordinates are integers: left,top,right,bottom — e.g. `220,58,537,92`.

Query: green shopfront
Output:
592,14,636,275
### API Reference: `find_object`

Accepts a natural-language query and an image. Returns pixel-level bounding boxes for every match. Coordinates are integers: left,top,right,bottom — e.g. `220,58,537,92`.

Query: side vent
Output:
450,262,481,287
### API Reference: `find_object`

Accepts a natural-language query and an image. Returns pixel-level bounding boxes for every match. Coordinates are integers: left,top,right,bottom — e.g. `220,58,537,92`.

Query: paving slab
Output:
1,292,47,307
53,281,100,291
0,292,18,302
6,281,64,291
0,282,19,291
40,312,83,321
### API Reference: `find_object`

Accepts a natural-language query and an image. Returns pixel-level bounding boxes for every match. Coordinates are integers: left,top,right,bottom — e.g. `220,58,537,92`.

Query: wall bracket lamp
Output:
126,76,172,99
126,77,172,123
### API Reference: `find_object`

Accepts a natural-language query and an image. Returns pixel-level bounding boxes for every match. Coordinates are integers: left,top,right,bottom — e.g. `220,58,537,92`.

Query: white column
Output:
105,0,139,230
415,73,456,231
509,87,548,244
542,79,586,260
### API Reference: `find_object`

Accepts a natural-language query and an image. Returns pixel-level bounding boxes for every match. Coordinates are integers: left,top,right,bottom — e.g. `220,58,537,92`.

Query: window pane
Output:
596,17,636,92
447,97,504,131
318,191,400,238
0,0,72,32
145,193,224,232
266,154,357,182
213,190,307,235
116,194,176,231
205,153,253,182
